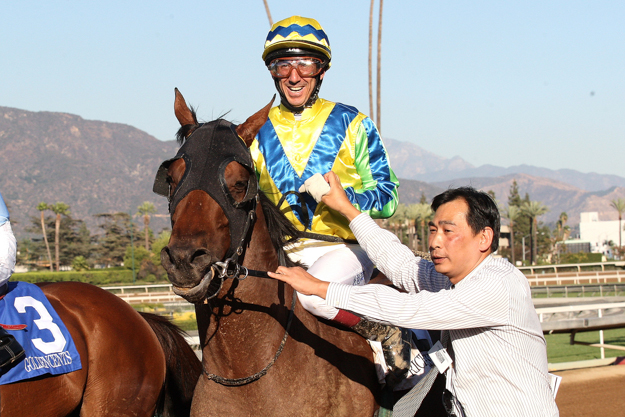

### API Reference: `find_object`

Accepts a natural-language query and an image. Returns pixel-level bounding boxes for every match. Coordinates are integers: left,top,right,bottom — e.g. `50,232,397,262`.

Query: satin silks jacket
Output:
250,98,399,240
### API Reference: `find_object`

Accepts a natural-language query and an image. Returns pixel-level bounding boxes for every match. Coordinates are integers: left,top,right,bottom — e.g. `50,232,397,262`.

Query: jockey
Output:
0,191,25,371
250,16,410,386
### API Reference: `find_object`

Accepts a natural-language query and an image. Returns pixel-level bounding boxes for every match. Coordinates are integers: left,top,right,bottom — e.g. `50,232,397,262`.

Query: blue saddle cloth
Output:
0,281,82,385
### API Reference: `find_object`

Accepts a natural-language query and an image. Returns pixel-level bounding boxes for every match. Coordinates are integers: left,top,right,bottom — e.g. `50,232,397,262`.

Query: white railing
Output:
525,270,625,286
536,302,625,358
102,283,183,304
519,261,625,275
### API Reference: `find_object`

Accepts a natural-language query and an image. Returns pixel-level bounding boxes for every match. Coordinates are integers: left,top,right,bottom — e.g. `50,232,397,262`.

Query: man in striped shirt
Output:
270,176,559,416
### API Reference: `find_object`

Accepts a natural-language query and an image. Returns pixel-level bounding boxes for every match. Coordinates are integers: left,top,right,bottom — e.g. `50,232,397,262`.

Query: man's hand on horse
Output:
321,172,362,222
268,266,329,299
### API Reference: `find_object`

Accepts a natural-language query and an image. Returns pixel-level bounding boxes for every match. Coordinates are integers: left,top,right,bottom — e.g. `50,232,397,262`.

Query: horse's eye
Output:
166,176,179,197
233,181,248,192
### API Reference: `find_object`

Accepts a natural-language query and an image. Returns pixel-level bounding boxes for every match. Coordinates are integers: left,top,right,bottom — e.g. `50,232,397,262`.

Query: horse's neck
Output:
241,204,280,274
199,206,290,364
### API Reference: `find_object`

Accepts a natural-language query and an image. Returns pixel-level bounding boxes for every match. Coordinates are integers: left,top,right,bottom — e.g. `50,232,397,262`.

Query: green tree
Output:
151,230,171,267
94,212,135,267
521,201,549,265
553,212,570,263
36,202,54,271
508,180,521,207
507,180,531,262
136,201,156,251
26,213,93,269
50,202,70,271
388,204,409,244
409,203,433,253
124,244,150,270
610,198,625,258
72,256,90,271
503,205,521,266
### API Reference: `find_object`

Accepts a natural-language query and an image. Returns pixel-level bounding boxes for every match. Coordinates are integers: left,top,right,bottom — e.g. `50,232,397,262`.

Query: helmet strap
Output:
274,72,324,114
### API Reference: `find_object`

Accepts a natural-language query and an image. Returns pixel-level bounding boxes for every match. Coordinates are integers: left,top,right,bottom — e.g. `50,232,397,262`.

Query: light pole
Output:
521,235,531,264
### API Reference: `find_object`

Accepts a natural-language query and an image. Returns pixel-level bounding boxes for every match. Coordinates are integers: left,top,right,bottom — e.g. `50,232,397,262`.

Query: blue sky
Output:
2,1,624,177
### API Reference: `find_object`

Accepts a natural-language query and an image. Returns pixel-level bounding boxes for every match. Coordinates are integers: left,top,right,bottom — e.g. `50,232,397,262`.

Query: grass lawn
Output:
546,328,625,363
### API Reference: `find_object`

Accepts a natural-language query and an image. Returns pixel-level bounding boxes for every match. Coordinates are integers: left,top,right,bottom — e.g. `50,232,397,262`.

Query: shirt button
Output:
295,155,301,162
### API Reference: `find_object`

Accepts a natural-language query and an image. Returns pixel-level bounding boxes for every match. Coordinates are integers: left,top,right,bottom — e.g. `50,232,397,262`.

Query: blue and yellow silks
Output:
250,98,399,240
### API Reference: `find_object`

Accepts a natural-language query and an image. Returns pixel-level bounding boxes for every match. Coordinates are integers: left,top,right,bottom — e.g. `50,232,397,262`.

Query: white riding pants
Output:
286,239,374,320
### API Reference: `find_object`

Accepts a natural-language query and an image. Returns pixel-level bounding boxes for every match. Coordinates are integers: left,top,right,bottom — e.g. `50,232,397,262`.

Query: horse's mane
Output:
258,192,302,268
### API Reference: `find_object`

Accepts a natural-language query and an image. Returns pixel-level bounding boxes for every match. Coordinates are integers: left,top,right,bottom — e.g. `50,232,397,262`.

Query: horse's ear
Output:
174,88,196,128
236,95,275,147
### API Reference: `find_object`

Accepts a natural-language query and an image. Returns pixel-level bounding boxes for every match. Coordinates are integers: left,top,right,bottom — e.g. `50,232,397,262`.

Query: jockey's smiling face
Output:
428,198,493,285
270,57,325,109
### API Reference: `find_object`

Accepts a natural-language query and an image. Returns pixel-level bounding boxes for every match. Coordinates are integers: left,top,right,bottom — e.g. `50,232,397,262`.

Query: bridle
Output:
153,118,295,386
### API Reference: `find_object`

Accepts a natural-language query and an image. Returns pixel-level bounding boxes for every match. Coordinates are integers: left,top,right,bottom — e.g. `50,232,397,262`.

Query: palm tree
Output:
262,0,273,26
610,198,625,258
520,201,549,265
136,201,156,251
410,203,433,253
50,202,70,271
37,202,54,271
554,212,569,263
503,205,521,266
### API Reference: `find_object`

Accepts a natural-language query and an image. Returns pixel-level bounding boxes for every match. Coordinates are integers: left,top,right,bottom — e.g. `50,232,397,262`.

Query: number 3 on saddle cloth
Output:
0,282,82,384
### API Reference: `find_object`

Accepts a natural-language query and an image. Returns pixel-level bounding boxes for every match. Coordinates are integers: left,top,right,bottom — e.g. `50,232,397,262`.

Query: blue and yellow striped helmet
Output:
262,16,331,66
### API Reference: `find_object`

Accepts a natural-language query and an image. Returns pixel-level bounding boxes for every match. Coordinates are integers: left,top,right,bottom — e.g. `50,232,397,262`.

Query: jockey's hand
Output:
321,172,362,222
298,173,330,203
268,266,329,299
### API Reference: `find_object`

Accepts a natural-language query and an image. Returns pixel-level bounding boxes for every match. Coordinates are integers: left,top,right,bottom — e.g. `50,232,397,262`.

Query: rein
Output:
277,190,357,244
202,289,296,386
199,186,296,386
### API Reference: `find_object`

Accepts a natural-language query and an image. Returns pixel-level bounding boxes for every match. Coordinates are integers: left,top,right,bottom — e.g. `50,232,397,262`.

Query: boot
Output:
351,318,412,388
0,327,25,371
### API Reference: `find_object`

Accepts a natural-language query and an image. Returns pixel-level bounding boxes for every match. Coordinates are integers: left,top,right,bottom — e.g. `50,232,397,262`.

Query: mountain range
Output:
1,106,623,238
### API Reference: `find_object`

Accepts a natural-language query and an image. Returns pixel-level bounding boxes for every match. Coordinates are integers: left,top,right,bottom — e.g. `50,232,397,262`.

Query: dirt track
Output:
554,364,625,416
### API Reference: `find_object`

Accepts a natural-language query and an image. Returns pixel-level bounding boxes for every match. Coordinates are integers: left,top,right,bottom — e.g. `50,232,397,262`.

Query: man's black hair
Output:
431,186,500,253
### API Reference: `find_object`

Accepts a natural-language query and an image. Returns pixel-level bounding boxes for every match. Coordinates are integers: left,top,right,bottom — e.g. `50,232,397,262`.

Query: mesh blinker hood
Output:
153,119,258,258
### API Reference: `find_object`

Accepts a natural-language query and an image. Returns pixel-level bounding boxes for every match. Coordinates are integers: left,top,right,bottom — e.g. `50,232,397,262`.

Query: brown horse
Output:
155,89,445,416
0,281,202,416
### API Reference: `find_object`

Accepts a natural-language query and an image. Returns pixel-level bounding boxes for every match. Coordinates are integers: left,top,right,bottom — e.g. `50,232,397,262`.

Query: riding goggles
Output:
268,58,325,78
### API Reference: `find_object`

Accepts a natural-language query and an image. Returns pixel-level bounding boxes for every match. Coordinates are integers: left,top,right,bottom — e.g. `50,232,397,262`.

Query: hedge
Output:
12,269,138,286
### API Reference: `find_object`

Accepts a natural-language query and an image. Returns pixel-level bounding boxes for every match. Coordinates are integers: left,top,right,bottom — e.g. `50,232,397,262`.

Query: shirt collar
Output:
278,98,324,122
453,255,494,288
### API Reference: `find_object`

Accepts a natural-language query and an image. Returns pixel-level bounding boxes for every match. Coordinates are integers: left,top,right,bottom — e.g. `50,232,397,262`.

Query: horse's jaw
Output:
171,267,217,304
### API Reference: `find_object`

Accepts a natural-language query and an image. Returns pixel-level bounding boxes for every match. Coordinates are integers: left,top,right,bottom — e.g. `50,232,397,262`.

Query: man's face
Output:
428,198,491,284
271,57,325,108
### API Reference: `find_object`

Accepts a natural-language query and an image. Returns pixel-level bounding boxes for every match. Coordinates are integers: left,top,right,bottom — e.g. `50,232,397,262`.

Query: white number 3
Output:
14,296,67,355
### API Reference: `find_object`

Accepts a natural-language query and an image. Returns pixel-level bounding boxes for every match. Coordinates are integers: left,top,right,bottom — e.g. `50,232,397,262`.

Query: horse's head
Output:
153,89,273,303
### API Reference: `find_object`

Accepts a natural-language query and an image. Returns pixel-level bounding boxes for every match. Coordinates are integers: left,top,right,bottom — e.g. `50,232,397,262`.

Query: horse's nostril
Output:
161,247,173,267
189,248,210,265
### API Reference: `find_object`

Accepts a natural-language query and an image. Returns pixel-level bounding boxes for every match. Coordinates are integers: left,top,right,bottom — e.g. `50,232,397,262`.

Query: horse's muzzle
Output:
171,266,217,304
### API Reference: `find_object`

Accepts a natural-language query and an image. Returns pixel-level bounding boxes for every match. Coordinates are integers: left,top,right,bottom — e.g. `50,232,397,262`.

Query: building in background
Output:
579,212,623,258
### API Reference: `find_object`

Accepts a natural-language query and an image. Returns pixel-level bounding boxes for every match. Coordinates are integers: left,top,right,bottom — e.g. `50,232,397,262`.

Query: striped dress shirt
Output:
326,214,559,417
